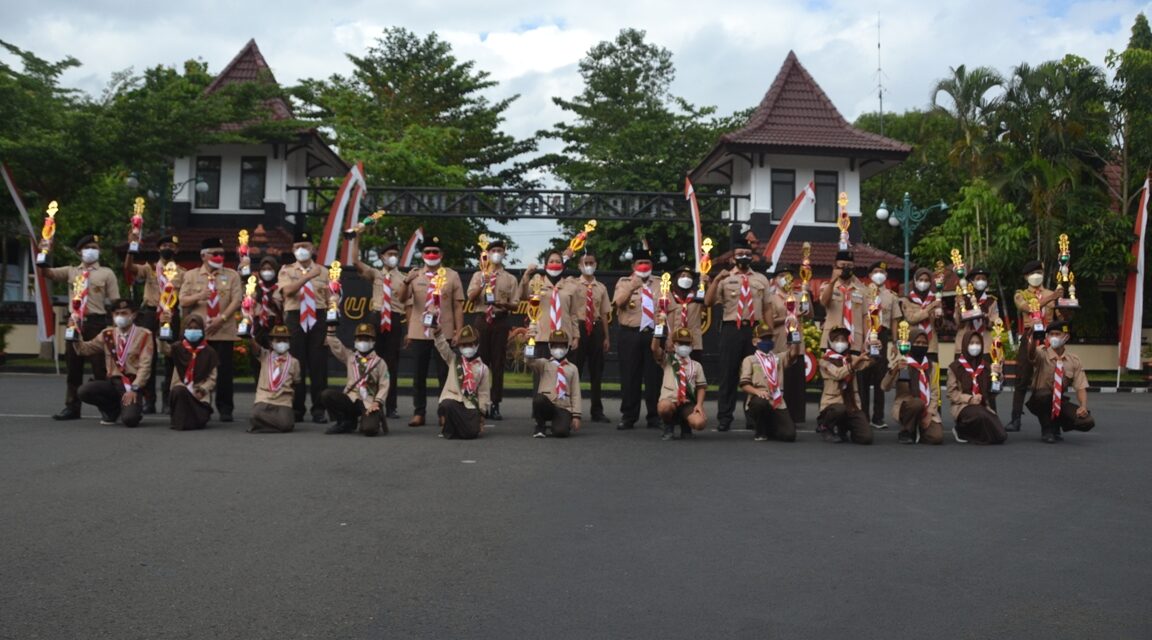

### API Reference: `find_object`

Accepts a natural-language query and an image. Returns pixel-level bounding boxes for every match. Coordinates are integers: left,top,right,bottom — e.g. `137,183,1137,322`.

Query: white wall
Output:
173,144,287,214
731,157,752,221
753,153,862,224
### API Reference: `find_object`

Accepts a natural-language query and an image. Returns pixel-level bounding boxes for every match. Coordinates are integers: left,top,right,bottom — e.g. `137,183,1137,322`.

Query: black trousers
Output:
77,379,143,428
64,314,108,412
617,326,661,425
746,396,797,441
136,307,160,405
438,399,482,439
817,403,873,444
662,402,695,435
717,322,755,427
782,356,807,424
570,321,606,418
1026,392,1096,435
321,389,386,435
1012,337,1039,419
410,338,447,416
370,311,403,413
476,314,510,404
533,394,575,437
285,310,328,417
857,331,891,424
207,340,235,417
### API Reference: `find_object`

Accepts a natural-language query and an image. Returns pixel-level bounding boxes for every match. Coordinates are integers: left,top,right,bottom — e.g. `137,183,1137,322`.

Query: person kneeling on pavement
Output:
946,332,1007,444
1025,321,1095,444
881,328,944,445
159,314,219,431
527,330,582,438
435,326,490,440
248,325,301,433
655,327,707,440
816,326,873,444
76,298,153,428
321,323,390,437
739,323,799,442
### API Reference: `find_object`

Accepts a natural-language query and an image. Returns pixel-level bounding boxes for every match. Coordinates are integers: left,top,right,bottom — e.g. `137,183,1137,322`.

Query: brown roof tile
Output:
205,39,294,122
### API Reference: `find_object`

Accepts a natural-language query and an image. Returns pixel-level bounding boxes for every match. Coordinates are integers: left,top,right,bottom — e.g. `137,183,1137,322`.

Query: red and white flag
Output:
685,177,704,274
1120,175,1149,370
2,162,55,342
760,181,815,270
317,161,367,266
400,227,424,268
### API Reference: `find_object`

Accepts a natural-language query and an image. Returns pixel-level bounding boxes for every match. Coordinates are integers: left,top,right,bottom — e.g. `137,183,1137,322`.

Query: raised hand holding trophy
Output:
37,201,58,265
568,219,597,254
237,230,251,277
990,318,1006,392
1056,234,1079,308
837,192,851,250
655,272,671,338
238,275,257,337
525,276,542,358
326,261,343,324
128,197,144,254
698,237,713,296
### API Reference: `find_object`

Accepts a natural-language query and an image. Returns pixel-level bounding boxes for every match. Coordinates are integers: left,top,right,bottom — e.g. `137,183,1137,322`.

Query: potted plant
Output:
0,324,13,367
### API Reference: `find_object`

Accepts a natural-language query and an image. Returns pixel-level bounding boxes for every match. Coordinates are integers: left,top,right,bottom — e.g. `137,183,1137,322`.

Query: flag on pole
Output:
1120,175,1149,370
317,161,367,266
685,177,704,274
760,181,816,269
400,227,424,268
2,161,55,342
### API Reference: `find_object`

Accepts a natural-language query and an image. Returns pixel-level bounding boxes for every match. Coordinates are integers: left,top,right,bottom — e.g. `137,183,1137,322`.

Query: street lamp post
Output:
875,192,949,292
125,172,208,231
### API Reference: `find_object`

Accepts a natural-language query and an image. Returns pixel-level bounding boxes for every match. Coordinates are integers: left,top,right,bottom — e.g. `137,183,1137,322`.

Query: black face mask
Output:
839,269,853,280
735,256,752,269
159,249,176,260
910,345,929,361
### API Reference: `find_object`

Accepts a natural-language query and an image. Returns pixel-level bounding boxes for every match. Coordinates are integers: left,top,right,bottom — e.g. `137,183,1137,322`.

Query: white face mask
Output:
423,256,442,268
294,248,313,263
80,248,100,264
634,270,652,280
677,277,694,290
581,265,596,276
272,341,290,354
915,280,930,293
354,341,374,354
973,279,988,291
384,255,399,269
260,270,277,282
459,346,478,359
550,347,568,360
675,345,693,358
113,314,132,329
545,266,564,278
1027,273,1044,288
831,341,849,354
1048,336,1065,349
488,252,504,266
967,344,983,357
871,273,887,286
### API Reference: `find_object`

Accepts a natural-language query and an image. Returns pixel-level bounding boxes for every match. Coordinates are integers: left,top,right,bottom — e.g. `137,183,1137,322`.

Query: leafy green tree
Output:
930,64,1005,177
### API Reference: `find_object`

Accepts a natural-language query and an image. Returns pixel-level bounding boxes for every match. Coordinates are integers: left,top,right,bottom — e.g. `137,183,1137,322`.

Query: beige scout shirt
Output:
565,276,612,332
467,268,520,312
434,332,491,412
739,349,798,409
901,291,943,353
44,264,120,316
819,278,869,352
159,340,218,398
1029,345,1088,394
252,344,301,407
658,355,706,405
404,268,465,341
326,336,390,405
130,261,186,308
664,291,704,349
528,356,583,416
613,275,660,328
277,262,333,312
180,266,244,341
521,274,580,342
1014,286,1056,333
881,347,943,424
954,292,1002,348
769,288,814,347
76,325,154,388
818,352,866,412
359,264,408,314
714,270,771,324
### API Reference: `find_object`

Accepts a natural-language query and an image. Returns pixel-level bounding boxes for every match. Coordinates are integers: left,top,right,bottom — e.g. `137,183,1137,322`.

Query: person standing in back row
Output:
178,237,242,422
276,232,332,424
401,237,464,427
567,253,612,423
613,248,663,430
467,239,519,421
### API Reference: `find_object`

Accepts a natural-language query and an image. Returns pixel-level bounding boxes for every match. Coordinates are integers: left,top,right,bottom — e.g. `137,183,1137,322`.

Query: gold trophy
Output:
477,234,496,305
698,237,713,296
525,276,542,358
951,249,983,320
568,219,597,254
237,230,251,277
36,201,58,265
867,284,882,356
1056,234,1079,308
799,242,812,315
238,275,257,337
66,273,85,341
158,262,179,341
784,272,801,344
326,261,343,324
345,209,387,235
837,192,851,250
655,272,671,338
127,197,144,254
896,320,911,355
1026,292,1045,338
990,318,1006,392
933,260,946,318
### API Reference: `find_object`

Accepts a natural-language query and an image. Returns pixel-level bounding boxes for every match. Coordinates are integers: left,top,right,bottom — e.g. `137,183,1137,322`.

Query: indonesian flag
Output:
400,227,424,268
685,177,704,274
2,162,55,341
318,161,367,266
1120,175,1149,370
760,181,816,269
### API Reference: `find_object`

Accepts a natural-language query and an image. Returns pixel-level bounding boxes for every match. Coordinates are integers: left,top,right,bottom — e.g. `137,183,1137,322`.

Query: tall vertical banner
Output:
685,177,703,274
1120,175,1149,371
317,161,367,266
760,181,816,269
1,162,55,342
400,227,424,268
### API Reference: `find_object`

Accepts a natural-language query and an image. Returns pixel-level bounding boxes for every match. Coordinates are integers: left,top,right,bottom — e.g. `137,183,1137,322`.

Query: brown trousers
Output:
320,389,387,436
1026,392,1096,435
954,405,1007,444
77,379,142,428
169,384,212,431
896,398,944,444
249,403,295,433
438,399,482,440
746,397,797,441
817,404,873,444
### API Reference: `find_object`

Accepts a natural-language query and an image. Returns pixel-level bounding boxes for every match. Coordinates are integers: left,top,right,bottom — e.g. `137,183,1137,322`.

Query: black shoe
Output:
99,408,121,425
616,421,635,430
488,403,503,421
295,412,306,422
326,420,355,435
219,413,234,423
898,431,914,445
142,403,156,415
1042,432,1057,444
386,409,400,419
592,414,611,424
646,420,661,430
1005,418,1022,432
661,430,674,441
717,423,731,432
313,413,328,424
52,407,80,421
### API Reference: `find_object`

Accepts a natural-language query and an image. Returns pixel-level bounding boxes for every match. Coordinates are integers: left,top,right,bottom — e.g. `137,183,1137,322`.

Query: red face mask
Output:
634,265,652,277
207,256,225,269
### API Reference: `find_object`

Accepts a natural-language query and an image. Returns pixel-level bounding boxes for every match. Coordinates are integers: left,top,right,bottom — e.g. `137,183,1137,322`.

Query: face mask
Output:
831,341,849,354
459,346,478,359
675,345,693,358
260,270,277,282
384,255,399,269
634,267,652,280
184,329,203,343
355,341,374,354
1027,273,1044,288
550,347,568,360
757,339,775,353
159,249,176,260
272,341,291,354
81,248,100,264
1048,336,1065,349
207,256,224,270
967,344,983,357
871,273,887,286
113,314,132,329
545,266,564,278
735,256,752,269
915,280,931,292
423,256,442,268
777,277,790,289
973,279,988,291
581,265,596,276
839,269,853,280
488,252,504,266
294,248,313,263
910,345,929,361
677,276,694,290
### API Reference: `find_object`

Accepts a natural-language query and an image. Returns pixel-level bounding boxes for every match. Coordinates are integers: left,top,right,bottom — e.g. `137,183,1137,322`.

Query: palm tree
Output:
931,64,1005,176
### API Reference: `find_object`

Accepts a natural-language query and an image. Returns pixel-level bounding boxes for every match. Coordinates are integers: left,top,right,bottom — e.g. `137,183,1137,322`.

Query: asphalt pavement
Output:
1,372,1149,640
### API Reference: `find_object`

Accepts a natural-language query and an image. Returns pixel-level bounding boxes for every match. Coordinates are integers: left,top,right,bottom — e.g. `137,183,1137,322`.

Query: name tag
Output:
1033,322,1045,332
423,313,436,327
485,292,495,305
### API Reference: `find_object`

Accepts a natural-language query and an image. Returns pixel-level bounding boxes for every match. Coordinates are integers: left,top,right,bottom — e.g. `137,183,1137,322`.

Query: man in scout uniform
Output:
467,239,519,421
402,236,465,426
41,232,121,420
900,267,944,361
179,237,242,422
527,329,583,438
249,325,300,433
881,328,944,445
818,250,868,356
159,314,219,431
767,264,812,424
655,327,707,440
567,252,612,423
75,299,153,428
1024,321,1095,443
349,241,406,419
658,265,705,361
858,261,904,430
946,332,1007,445
1009,260,1061,432
125,234,184,414
434,325,490,440
276,231,333,423
817,326,873,444
321,322,389,436
740,323,801,442
706,238,773,431
613,247,664,430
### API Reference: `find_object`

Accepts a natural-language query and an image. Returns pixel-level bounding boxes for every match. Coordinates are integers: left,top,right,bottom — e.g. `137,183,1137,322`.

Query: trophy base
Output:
991,380,1002,393
240,267,251,278
524,342,536,359
789,331,802,345
36,254,47,266
65,327,78,342
485,293,495,305
654,325,666,339
868,346,881,357
960,309,985,321
1056,298,1079,309
128,242,140,254
326,311,339,325
159,326,173,342
237,325,251,338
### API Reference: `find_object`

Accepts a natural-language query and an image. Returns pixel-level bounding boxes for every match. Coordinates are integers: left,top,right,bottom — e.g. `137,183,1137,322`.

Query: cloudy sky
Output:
3,0,1149,260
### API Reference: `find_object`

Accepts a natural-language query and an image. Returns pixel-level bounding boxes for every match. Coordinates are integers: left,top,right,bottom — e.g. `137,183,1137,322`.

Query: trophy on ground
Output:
158,262,179,341
127,197,144,254
237,275,257,337
36,201,58,266
326,261,343,324
1055,234,1079,309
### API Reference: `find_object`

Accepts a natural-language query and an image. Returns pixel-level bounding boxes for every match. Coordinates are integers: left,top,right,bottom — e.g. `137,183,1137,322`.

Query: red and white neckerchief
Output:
584,280,596,334
548,282,563,332
970,291,989,333
554,359,569,399
639,283,655,330
823,349,854,399
299,273,317,333
423,271,437,338
484,271,498,325
73,269,91,328
958,356,985,395
906,356,932,405
267,353,292,393
113,324,139,377
676,356,694,404
258,281,278,327
755,351,783,408
379,271,393,331
206,272,220,319
156,261,169,290
181,339,206,387
353,353,380,399
839,284,855,344
737,275,752,327
910,290,935,335
674,292,692,333
1052,354,1065,419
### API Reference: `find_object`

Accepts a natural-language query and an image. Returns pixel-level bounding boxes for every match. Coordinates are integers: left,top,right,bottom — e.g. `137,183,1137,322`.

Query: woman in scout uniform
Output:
740,323,801,442
946,332,1007,444
248,325,301,434
899,267,944,361
434,325,490,440
655,327,707,441
321,323,390,437
816,326,873,444
159,314,219,431
527,329,583,439
881,328,944,445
